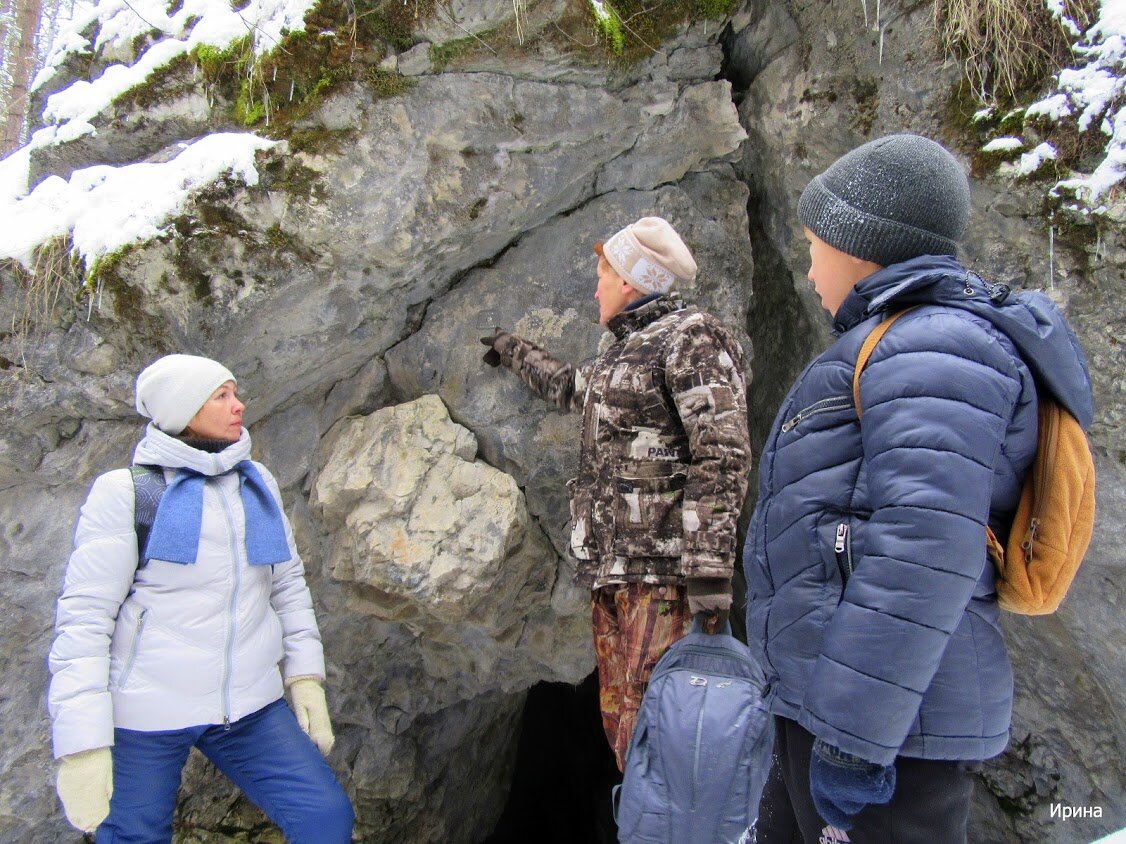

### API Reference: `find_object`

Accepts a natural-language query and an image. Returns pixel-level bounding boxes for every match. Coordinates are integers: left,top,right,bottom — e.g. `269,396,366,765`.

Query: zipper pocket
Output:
117,608,148,689
692,681,709,810
781,395,852,432
1021,402,1059,563
834,522,853,583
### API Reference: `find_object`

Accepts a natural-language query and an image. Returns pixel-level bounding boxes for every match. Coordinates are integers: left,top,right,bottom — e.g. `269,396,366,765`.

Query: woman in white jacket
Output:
47,354,354,843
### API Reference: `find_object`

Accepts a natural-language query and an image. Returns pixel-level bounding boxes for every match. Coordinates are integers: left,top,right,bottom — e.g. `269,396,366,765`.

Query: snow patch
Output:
0,133,275,269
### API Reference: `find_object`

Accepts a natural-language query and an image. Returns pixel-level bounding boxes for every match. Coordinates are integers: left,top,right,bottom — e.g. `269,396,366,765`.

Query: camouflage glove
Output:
687,577,732,634
479,328,515,368
56,747,113,832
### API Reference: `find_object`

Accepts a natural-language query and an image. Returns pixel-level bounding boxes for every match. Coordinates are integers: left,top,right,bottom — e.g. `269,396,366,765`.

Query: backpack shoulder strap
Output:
130,464,166,568
853,306,920,419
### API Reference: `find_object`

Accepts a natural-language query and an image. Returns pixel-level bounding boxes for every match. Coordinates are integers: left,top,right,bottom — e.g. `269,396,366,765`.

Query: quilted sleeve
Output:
666,318,752,580
48,470,137,758
259,464,326,682
797,311,1023,765
500,333,585,413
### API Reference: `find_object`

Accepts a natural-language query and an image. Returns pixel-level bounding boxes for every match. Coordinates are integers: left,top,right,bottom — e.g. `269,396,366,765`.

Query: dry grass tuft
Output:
6,237,84,338
934,0,1097,106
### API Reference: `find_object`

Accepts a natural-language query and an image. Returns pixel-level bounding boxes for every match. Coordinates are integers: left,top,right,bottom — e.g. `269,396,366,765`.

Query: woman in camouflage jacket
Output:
482,217,751,769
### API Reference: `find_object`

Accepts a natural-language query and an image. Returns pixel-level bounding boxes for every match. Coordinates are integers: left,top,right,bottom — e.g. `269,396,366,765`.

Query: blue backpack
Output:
613,619,774,843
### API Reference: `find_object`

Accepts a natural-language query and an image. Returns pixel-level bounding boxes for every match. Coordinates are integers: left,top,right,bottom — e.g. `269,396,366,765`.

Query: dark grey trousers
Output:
755,716,977,844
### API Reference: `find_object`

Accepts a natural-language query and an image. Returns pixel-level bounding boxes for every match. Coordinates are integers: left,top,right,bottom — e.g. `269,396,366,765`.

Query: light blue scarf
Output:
144,461,291,566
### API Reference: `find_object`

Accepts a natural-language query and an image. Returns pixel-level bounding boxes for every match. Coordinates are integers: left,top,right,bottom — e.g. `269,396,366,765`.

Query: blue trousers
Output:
96,698,354,844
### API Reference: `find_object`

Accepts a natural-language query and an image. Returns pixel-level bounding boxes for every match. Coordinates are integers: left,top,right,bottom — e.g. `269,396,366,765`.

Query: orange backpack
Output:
854,309,1096,615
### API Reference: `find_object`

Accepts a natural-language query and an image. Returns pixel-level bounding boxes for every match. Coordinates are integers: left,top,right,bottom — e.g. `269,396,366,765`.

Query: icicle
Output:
1044,225,1053,290
289,79,294,101
859,0,868,29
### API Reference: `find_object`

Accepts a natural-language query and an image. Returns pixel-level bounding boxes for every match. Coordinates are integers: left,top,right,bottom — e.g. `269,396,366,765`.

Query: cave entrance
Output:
483,671,621,844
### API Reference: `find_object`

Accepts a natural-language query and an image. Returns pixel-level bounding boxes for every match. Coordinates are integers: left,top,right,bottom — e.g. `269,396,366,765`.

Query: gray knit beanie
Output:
798,134,970,266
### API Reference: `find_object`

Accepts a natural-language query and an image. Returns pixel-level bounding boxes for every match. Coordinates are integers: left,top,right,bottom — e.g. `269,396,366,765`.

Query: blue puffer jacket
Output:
743,255,1093,766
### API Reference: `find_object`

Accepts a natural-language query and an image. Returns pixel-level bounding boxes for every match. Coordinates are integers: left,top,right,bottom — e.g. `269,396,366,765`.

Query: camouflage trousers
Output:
591,582,692,772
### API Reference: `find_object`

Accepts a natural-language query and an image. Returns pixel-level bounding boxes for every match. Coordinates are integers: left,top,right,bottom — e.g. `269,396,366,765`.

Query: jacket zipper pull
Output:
223,716,231,731
1021,517,1040,564
1022,403,1059,565
781,411,802,433
834,523,848,553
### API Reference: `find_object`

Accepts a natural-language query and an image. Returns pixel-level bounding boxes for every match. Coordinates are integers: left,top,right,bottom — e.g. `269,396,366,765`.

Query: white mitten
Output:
56,746,113,832
287,676,335,755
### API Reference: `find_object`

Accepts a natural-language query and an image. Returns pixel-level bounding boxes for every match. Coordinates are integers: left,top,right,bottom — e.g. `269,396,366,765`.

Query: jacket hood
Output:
133,423,253,474
834,255,1095,428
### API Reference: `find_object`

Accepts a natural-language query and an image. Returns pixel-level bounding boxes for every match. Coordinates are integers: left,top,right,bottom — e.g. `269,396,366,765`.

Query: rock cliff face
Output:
0,1,1122,842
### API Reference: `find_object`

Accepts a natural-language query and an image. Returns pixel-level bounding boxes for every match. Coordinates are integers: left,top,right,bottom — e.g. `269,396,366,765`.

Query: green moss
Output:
234,84,267,126
170,246,214,305
258,155,326,202
185,0,430,137
944,79,1001,177
192,37,253,82
429,35,482,70
360,1,427,52
111,53,197,110
850,77,879,134
690,0,739,16
368,68,414,98
264,223,293,252
799,87,838,105
590,1,625,55
287,126,357,155
578,0,737,63
83,246,170,352
85,247,130,294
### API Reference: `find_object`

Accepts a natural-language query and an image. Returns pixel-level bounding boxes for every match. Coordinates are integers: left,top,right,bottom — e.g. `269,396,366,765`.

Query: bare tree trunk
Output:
1,0,42,155
0,0,16,111
0,0,15,64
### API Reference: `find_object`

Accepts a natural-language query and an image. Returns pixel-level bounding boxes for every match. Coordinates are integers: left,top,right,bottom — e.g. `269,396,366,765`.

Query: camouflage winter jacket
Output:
497,295,751,588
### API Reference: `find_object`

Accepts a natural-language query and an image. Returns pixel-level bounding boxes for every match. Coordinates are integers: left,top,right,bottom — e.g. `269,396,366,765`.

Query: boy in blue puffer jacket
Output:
743,135,1094,842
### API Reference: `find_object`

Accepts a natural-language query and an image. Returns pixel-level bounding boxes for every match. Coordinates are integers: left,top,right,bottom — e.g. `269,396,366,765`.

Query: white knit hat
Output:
602,217,697,294
135,354,237,435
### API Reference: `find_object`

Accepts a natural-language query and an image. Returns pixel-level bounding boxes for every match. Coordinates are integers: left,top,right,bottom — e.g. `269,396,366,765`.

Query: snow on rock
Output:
29,0,317,147
982,137,1025,152
0,133,275,268
1023,0,1126,205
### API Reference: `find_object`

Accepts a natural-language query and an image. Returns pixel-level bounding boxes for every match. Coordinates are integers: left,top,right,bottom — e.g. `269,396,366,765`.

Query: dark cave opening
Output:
482,672,621,844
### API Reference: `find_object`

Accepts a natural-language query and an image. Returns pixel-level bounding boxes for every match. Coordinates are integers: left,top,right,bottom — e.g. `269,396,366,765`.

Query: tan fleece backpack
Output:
854,308,1096,615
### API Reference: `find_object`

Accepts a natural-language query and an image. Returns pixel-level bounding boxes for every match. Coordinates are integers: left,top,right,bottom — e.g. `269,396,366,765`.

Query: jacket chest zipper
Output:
219,484,242,730
834,522,853,582
780,396,852,433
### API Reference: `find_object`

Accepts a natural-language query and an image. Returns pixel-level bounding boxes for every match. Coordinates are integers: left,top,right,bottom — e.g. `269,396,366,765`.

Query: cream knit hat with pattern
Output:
602,217,697,294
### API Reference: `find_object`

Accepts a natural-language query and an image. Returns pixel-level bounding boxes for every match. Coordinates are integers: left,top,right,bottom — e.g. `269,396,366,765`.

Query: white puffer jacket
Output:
48,425,325,758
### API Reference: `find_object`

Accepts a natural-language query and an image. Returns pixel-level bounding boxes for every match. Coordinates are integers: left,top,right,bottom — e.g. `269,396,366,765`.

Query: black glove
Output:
687,577,731,634
480,328,513,367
